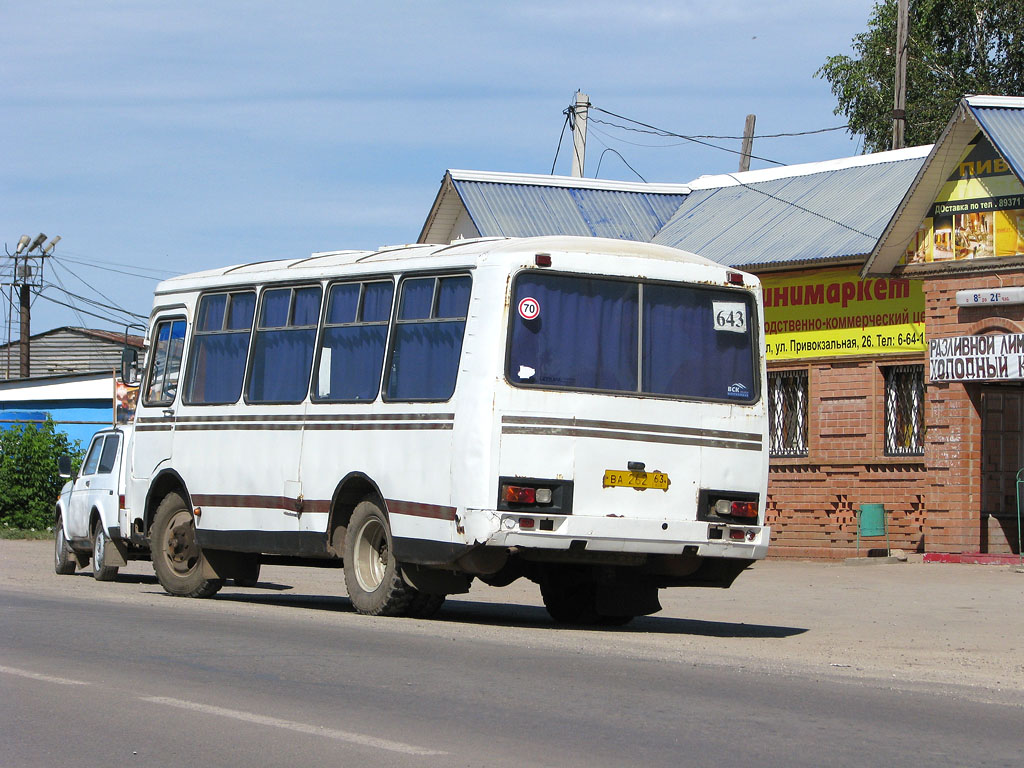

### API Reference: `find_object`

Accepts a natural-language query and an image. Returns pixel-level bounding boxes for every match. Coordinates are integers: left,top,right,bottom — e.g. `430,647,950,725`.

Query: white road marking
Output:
139,696,447,756
0,664,89,686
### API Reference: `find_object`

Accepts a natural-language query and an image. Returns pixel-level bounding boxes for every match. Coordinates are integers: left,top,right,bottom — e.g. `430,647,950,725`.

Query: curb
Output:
923,552,1024,566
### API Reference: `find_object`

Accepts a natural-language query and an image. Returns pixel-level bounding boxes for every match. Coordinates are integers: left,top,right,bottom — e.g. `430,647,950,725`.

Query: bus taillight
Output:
730,501,758,518
501,484,553,505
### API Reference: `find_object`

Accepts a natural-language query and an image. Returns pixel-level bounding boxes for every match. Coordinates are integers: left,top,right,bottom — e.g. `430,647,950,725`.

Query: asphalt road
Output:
2,541,1022,767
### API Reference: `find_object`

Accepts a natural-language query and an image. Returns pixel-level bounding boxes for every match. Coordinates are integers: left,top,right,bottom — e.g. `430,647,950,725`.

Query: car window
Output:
81,436,104,476
97,434,120,475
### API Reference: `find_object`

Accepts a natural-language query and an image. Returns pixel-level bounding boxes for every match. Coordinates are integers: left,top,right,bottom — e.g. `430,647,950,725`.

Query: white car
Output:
54,425,138,580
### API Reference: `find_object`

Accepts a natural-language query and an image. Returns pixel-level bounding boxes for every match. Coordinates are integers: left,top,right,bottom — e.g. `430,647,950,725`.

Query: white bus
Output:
126,236,769,624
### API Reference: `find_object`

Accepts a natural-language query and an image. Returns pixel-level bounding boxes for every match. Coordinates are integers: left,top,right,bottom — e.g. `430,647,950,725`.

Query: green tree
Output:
0,419,82,530
818,0,1024,153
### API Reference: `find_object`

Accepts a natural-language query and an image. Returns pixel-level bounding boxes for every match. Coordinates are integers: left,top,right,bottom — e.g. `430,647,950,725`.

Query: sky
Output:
2,0,880,336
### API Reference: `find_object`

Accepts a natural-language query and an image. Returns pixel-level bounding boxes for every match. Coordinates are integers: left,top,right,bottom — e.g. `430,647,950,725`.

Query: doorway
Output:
980,386,1024,553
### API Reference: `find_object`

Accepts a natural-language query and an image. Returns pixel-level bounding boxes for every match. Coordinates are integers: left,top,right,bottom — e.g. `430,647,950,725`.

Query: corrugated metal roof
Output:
0,327,145,380
969,103,1024,183
453,180,688,242
652,154,926,268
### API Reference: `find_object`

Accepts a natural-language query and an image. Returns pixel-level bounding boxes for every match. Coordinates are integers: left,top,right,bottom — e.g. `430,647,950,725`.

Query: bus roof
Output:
155,236,724,295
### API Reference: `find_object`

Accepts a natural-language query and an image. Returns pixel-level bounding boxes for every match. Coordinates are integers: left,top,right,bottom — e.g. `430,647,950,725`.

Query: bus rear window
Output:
508,273,757,403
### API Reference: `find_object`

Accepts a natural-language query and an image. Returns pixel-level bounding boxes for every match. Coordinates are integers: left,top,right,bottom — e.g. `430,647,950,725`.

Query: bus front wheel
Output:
151,492,223,598
344,499,430,617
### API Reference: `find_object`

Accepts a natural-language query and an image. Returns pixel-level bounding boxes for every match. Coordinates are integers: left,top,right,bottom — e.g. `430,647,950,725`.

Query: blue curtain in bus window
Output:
399,278,435,319
249,329,318,402
437,276,471,317
188,332,251,403
261,288,291,328
361,282,393,322
293,287,321,326
326,283,360,324
197,294,227,331
318,326,387,400
642,285,755,401
387,321,466,400
227,293,256,330
509,275,637,391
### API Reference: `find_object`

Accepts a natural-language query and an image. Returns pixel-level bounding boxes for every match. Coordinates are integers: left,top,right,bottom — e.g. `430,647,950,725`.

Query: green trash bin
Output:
857,503,889,555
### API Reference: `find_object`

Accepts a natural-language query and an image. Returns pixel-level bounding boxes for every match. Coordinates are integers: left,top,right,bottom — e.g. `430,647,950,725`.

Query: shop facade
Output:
868,95,1024,555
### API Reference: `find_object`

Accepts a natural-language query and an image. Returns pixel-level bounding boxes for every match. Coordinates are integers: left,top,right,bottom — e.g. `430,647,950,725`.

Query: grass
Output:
0,527,54,540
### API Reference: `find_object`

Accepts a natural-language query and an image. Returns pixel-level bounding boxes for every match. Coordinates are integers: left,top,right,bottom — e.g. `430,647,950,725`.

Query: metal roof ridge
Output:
686,145,933,190
446,169,692,194
966,95,1024,109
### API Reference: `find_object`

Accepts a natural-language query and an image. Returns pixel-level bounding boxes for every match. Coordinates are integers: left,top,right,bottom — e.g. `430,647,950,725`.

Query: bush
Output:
0,419,83,530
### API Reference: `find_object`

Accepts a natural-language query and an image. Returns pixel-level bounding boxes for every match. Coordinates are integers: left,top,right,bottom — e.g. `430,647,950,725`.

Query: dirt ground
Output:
4,539,1023,704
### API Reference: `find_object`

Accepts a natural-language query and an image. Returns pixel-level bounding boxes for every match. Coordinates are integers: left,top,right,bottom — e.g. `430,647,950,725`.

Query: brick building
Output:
868,95,1024,556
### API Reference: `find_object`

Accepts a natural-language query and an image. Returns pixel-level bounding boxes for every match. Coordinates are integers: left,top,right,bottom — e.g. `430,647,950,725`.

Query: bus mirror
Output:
58,455,73,479
121,347,140,386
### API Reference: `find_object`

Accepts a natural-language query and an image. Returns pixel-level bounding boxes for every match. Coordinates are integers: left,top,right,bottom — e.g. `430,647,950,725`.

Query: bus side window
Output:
386,274,470,402
313,280,393,402
184,291,256,404
248,285,323,404
143,318,187,406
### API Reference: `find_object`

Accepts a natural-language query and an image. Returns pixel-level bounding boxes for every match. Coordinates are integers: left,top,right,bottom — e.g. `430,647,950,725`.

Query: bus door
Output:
133,315,187,485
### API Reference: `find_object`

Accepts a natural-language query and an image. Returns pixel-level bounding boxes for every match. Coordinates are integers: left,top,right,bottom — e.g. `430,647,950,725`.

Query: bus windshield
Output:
508,272,758,403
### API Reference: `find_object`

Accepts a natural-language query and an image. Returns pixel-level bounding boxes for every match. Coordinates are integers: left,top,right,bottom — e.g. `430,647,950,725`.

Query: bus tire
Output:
343,499,419,616
232,556,261,588
540,572,600,625
91,520,119,582
151,492,223,599
406,592,446,619
54,513,77,575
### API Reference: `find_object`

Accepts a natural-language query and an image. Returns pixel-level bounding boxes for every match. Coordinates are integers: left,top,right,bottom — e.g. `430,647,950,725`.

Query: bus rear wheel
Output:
540,570,636,626
343,499,430,617
151,492,223,598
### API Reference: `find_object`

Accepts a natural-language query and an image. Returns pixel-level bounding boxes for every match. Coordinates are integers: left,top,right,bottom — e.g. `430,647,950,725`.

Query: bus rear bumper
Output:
462,508,770,561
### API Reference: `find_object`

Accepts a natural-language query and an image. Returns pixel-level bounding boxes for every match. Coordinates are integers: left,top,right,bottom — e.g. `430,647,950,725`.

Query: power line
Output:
720,172,876,240
52,254,178,281
51,250,179,277
588,107,787,166
590,109,849,141
42,278,146,322
550,110,571,175
36,291,136,327
47,268,88,327
50,259,146,321
592,144,647,182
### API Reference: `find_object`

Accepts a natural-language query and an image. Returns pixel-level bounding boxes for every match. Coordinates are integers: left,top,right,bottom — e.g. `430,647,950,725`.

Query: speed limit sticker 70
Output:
518,296,540,320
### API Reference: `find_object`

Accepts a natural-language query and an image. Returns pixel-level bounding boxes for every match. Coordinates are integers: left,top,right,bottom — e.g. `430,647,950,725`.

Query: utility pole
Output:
892,0,909,150
570,91,590,177
6,233,59,378
739,114,756,172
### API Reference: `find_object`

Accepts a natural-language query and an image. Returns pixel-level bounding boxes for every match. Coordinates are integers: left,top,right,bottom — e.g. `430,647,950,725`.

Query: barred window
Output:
768,369,808,458
885,364,924,456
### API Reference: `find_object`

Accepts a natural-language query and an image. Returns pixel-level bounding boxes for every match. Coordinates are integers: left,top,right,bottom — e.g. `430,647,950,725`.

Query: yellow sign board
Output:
762,267,925,360
902,134,1024,265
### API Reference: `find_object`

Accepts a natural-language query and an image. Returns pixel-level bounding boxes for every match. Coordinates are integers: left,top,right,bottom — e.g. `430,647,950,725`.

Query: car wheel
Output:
54,513,77,575
91,520,119,582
